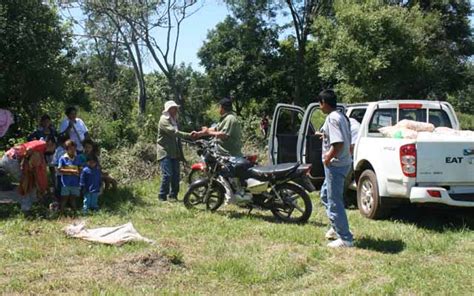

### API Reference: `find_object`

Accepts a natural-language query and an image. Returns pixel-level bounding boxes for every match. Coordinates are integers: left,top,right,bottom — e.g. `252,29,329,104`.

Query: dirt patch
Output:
113,252,177,278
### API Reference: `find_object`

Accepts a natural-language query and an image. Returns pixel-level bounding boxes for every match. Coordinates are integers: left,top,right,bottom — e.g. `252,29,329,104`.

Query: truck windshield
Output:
369,108,452,132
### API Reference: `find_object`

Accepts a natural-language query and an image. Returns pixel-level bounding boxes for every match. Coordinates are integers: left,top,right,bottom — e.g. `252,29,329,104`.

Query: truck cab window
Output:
369,109,396,132
429,110,452,128
399,109,426,122
349,108,366,123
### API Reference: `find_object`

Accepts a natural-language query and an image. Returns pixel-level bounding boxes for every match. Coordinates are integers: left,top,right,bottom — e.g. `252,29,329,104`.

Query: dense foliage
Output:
0,0,74,138
1,0,472,155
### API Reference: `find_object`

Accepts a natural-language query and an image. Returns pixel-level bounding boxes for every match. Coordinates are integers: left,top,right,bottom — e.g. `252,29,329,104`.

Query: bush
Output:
100,142,161,184
458,113,474,130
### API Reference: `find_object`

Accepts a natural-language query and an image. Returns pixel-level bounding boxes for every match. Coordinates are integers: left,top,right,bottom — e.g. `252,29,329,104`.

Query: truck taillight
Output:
400,144,417,178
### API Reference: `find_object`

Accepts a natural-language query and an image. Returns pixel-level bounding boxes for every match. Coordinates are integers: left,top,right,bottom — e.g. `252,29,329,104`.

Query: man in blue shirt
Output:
80,155,102,214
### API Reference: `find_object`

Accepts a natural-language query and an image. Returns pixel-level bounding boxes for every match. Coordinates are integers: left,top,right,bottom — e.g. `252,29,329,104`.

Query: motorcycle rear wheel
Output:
271,183,312,223
183,180,225,212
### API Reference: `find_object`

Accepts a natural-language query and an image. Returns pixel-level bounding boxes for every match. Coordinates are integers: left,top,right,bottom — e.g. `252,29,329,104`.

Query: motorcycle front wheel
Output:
271,183,313,223
183,179,225,211
187,169,207,184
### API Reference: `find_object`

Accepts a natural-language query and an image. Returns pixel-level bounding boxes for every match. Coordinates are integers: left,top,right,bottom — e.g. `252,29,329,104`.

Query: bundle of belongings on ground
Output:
64,221,154,246
379,120,474,139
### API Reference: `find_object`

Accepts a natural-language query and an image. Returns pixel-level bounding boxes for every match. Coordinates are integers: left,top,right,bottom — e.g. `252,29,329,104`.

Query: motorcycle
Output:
187,147,258,184
183,139,315,223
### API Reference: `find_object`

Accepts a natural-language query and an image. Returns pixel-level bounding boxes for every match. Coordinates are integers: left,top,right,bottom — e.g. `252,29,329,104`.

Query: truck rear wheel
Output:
357,170,390,219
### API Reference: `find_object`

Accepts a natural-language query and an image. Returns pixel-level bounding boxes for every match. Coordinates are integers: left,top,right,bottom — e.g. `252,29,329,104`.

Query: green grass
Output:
0,179,473,295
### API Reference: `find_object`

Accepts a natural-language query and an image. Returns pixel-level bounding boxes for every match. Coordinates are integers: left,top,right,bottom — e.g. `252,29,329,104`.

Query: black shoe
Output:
168,196,178,202
158,196,167,202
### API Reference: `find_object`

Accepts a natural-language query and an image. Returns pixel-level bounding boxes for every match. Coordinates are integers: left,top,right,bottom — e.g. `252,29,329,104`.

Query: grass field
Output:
0,179,473,295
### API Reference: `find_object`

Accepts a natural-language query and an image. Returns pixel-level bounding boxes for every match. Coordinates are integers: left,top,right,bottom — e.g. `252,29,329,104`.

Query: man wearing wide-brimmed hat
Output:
156,100,195,202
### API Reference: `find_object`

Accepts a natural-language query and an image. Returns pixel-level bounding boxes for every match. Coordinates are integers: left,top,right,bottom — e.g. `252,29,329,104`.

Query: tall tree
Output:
393,0,474,96
314,1,470,102
198,5,279,115
81,0,199,114
282,0,333,104
73,1,148,114
0,0,72,131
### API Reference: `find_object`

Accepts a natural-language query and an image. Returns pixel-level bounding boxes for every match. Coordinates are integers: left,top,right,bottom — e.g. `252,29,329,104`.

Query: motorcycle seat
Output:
248,163,299,181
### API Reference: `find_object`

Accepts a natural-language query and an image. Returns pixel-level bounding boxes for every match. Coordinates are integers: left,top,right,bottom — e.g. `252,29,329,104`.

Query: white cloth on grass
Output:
64,222,154,246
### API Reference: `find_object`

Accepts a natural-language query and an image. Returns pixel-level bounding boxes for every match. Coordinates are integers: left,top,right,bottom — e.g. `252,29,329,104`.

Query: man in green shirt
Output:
202,98,250,204
157,100,195,202
203,98,243,157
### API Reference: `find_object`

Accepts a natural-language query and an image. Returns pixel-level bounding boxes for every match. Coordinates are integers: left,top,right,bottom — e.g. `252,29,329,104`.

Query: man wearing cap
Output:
157,100,195,202
202,98,251,203
202,98,243,157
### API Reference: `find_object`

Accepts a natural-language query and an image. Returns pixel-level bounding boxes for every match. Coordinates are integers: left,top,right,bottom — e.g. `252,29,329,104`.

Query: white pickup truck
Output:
269,100,474,220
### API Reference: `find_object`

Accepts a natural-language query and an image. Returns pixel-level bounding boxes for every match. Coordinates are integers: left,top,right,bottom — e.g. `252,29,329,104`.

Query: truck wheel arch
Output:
355,160,374,183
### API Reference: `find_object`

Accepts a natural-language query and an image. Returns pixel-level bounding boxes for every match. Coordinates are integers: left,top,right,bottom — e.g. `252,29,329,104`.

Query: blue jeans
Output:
159,157,180,199
320,165,353,242
83,192,99,212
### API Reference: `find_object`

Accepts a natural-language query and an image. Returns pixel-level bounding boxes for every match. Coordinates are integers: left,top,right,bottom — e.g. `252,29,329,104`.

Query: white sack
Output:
64,221,154,246
396,120,435,132
379,126,418,139
434,127,474,138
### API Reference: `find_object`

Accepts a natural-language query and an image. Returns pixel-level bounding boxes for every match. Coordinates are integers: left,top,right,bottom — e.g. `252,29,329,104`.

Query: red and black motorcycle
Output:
187,141,258,184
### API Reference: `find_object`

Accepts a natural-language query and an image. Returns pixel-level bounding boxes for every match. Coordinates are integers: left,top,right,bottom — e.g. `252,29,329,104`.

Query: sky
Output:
63,1,231,73
64,1,473,73
167,1,230,72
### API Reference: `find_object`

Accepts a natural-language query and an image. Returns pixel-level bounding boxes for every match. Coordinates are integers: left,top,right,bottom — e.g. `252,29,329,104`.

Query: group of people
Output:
2,91,354,247
157,92,355,248
0,107,107,215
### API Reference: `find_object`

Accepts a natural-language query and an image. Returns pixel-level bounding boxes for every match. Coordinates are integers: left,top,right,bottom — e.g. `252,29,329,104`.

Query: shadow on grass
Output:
389,206,474,232
355,237,406,254
0,185,148,220
216,209,325,227
100,186,148,213
0,203,21,219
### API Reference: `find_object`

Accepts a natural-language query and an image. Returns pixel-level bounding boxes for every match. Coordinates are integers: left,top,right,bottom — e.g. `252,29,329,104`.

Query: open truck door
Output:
297,103,346,189
268,104,305,165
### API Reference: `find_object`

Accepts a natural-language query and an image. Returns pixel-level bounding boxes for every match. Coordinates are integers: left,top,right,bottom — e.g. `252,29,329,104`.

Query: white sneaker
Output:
325,228,338,240
327,238,354,248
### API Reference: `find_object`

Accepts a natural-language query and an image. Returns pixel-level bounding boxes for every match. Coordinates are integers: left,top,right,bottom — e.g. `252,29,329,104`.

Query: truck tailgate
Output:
416,132,474,185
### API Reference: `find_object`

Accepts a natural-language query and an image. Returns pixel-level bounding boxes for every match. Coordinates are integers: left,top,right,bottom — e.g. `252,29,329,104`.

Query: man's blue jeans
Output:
320,165,353,242
159,157,180,199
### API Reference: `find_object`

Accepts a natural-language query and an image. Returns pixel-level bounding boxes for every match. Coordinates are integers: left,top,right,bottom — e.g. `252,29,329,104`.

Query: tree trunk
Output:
168,75,185,116
294,44,306,105
138,76,147,114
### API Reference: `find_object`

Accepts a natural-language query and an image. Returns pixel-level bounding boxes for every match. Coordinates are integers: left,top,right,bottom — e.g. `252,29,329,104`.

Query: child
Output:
51,134,69,202
80,155,102,214
81,139,117,192
78,138,96,164
58,140,82,213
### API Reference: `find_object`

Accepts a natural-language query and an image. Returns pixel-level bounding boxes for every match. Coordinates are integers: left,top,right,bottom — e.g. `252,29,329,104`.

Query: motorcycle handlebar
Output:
184,138,231,161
